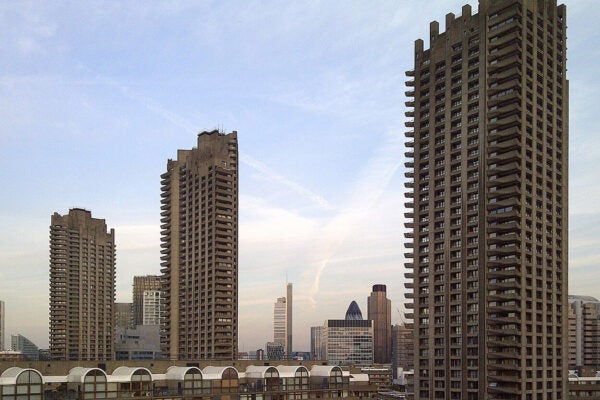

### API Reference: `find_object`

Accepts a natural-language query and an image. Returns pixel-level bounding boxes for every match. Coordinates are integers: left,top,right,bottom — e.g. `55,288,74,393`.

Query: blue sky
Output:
1,0,599,352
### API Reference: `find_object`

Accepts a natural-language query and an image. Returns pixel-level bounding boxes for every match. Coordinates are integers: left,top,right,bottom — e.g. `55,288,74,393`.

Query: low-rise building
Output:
0,361,358,400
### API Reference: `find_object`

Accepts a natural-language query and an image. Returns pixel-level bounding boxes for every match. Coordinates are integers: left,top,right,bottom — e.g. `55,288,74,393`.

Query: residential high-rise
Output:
368,284,392,364
49,208,116,361
115,303,133,329
160,130,238,360
404,1,568,399
568,295,600,370
133,275,161,326
0,300,4,351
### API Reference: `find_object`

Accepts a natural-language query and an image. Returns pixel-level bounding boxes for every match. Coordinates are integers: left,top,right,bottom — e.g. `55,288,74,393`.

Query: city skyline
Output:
1,0,599,352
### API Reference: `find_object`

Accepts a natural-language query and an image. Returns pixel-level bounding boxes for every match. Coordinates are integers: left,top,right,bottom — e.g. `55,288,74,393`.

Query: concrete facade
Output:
115,325,161,361
49,209,115,361
160,130,238,360
568,295,600,370
404,1,569,398
114,302,133,329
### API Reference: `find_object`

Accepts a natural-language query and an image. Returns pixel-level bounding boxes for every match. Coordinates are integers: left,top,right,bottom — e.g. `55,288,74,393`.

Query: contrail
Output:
90,71,332,211
307,129,404,302
240,153,333,210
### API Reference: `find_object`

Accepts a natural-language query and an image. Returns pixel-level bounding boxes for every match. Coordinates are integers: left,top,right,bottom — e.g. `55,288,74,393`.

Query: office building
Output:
143,290,162,326
404,1,568,398
115,325,161,360
273,283,293,359
286,282,293,359
323,319,373,366
49,208,116,361
133,275,161,326
391,324,414,378
315,301,374,366
10,334,39,361
367,284,392,364
266,341,285,361
160,130,238,360
0,300,4,351
311,325,325,360
115,303,133,329
345,301,363,320
274,297,287,351
568,295,600,370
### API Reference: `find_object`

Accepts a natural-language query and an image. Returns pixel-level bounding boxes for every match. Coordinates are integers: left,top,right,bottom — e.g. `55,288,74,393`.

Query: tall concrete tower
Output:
49,208,115,361
368,284,392,364
404,1,568,398
160,130,238,360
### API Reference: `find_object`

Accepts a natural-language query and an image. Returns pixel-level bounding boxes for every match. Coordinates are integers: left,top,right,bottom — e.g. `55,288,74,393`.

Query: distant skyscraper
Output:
286,282,293,359
0,300,4,351
568,295,600,370
11,334,39,361
324,321,373,366
49,208,115,361
274,297,287,350
133,275,161,326
160,130,238,360
367,284,392,364
273,283,293,359
345,301,363,320
405,1,568,398
310,325,325,360
115,303,133,328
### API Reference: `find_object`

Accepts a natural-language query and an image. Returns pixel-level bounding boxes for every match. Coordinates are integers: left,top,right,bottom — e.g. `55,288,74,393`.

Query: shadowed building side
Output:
404,1,568,398
49,208,115,361
160,130,238,360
